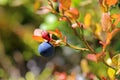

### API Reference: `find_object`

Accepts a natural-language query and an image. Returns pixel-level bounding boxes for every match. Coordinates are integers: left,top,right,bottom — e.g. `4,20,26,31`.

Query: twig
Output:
103,59,116,71
76,21,96,54
66,43,89,51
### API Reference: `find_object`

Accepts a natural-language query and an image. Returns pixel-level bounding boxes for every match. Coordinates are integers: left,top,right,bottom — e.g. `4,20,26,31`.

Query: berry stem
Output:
102,59,117,71
66,43,89,51
78,23,96,54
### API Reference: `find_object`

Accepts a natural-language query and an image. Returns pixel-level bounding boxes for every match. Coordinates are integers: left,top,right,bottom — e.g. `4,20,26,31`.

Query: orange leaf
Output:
34,0,41,11
64,8,79,21
99,0,108,12
32,36,44,42
111,14,120,26
111,14,120,19
59,0,71,11
55,29,63,38
96,52,105,61
59,16,67,21
106,28,120,45
114,16,120,26
106,0,118,6
111,28,120,37
48,29,63,38
33,29,44,42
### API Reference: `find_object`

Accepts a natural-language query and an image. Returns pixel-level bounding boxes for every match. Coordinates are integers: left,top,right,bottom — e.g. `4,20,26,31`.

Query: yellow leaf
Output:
80,59,90,73
84,13,91,28
112,54,120,68
107,67,115,80
95,23,102,37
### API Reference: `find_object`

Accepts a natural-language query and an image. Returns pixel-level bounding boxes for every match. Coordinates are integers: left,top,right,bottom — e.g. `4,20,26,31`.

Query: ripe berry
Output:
38,42,54,57
41,31,51,41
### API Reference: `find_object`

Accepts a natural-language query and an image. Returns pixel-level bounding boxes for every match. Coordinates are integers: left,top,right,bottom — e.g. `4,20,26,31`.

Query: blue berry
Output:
38,42,55,57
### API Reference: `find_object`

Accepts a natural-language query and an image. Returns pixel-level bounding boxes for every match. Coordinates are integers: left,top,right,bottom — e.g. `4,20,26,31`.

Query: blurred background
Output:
0,0,120,80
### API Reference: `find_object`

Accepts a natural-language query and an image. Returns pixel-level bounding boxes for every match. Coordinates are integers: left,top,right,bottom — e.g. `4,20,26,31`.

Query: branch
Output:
66,43,89,51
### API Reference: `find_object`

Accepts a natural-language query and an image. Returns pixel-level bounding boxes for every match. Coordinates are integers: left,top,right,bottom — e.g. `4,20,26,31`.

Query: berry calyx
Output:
38,42,55,57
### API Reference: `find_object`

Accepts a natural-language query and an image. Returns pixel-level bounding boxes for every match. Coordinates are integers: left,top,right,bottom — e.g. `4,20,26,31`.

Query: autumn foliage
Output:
33,0,120,79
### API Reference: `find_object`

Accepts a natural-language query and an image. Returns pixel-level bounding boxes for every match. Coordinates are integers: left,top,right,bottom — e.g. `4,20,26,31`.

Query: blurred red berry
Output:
55,72,67,80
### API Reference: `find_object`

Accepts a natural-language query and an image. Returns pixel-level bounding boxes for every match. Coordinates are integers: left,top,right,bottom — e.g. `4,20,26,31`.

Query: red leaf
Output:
86,54,97,62
101,13,111,32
